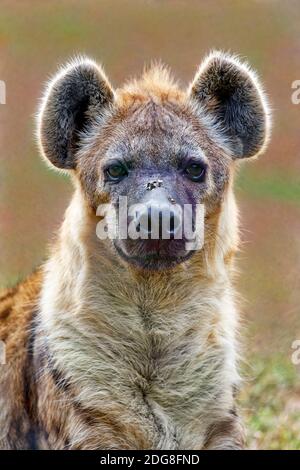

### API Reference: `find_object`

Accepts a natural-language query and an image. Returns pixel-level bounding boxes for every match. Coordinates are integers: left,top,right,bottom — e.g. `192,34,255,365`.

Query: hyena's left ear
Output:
189,51,271,159
38,57,114,169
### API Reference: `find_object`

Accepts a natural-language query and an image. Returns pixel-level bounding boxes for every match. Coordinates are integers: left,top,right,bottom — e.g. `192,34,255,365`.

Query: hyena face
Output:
38,52,270,270
86,100,218,269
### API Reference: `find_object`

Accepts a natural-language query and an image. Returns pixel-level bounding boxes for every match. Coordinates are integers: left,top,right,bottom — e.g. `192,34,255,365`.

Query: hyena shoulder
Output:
0,270,42,352
0,270,42,449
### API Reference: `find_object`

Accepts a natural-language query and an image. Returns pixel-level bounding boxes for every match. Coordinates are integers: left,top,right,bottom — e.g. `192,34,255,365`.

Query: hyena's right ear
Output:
189,51,271,159
37,57,114,169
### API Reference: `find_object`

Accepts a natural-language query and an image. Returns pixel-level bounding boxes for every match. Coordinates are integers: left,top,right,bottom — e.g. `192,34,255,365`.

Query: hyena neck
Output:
39,189,239,412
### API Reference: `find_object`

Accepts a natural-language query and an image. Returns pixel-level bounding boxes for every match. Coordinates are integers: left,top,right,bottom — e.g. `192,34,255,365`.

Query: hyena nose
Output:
137,204,182,239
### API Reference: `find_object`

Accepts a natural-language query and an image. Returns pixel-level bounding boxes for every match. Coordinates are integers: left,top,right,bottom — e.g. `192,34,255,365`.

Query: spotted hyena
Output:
0,51,270,449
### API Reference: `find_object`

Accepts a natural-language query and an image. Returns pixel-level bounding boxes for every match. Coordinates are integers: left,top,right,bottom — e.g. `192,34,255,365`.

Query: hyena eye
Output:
184,162,206,182
105,163,128,182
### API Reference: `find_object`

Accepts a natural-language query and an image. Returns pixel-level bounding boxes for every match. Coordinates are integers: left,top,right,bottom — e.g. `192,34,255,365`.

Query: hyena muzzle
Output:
0,51,270,449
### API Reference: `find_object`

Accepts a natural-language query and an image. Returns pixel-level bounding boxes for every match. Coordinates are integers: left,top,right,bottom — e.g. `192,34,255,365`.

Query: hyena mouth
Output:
114,240,195,271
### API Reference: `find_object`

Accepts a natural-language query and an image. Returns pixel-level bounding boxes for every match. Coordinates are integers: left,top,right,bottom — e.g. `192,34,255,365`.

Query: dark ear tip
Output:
60,56,113,92
39,55,114,111
190,50,261,91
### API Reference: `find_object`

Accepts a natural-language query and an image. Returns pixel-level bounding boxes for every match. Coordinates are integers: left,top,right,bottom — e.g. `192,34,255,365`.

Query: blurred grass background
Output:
0,0,299,449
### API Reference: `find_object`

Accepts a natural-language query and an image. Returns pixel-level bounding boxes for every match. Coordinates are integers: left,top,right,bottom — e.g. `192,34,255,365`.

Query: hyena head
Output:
38,51,270,271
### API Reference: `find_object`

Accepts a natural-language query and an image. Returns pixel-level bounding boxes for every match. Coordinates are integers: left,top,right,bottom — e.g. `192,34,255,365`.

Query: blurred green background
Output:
0,0,299,449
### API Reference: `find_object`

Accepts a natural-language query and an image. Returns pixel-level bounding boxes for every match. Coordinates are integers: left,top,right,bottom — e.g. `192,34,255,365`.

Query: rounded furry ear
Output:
189,51,271,159
37,57,114,169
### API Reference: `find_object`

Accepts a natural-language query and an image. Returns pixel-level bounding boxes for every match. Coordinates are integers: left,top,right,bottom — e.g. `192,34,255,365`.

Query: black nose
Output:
137,204,182,239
